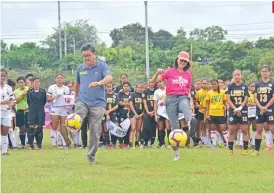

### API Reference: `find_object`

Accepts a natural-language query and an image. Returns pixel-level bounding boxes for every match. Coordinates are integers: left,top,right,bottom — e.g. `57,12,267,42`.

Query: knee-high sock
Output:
37,127,43,147
8,128,17,148
59,131,66,146
27,127,35,148
252,131,256,146
1,135,8,153
57,131,63,145
166,130,171,145
210,130,217,146
51,130,57,146
19,131,26,146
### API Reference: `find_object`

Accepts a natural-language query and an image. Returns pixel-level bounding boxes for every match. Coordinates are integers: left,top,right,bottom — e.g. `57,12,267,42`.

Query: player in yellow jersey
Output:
195,79,208,146
205,79,227,147
247,81,257,149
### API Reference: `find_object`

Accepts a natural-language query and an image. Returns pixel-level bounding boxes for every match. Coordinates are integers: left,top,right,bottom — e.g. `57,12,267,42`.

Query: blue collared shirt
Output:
76,61,110,107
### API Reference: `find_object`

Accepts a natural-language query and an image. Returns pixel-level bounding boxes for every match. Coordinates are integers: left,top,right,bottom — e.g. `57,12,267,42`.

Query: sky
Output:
1,1,274,46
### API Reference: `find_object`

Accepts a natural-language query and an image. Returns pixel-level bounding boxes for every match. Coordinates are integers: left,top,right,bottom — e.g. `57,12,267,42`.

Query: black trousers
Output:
81,116,88,147
141,113,156,145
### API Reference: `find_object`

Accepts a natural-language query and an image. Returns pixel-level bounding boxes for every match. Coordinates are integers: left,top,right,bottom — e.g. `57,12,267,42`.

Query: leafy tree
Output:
190,26,227,41
151,29,175,50
109,22,153,47
191,62,218,80
1,42,54,69
42,19,99,60
255,37,274,49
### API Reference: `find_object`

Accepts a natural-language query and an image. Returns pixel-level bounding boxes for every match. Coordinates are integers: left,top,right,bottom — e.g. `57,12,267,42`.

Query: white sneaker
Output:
167,145,172,149
160,145,165,149
173,155,180,161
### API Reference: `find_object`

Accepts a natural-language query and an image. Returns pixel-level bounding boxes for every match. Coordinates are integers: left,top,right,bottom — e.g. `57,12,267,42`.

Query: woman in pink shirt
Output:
152,51,197,161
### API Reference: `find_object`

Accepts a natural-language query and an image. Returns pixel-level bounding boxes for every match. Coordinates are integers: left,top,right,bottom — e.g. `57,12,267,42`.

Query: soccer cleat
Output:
150,144,157,149
167,145,172,149
34,144,40,150
173,155,180,161
160,145,166,149
2,152,10,156
120,143,127,149
264,145,272,151
217,144,225,148
251,150,259,156
228,150,233,155
242,150,248,155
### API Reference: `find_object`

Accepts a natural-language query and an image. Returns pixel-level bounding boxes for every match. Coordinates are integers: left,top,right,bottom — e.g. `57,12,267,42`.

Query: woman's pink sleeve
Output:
161,69,169,80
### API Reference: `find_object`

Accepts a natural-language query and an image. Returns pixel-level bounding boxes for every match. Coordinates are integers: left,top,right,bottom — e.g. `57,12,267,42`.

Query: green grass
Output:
2,130,274,193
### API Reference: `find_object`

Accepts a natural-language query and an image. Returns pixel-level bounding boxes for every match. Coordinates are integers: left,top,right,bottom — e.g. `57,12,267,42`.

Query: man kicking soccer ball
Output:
61,43,113,164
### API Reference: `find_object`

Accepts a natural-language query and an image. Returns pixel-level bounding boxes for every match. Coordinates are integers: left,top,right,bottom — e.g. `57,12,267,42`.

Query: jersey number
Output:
150,101,154,108
108,103,112,110
140,103,143,110
234,97,242,105
242,117,247,122
260,94,268,103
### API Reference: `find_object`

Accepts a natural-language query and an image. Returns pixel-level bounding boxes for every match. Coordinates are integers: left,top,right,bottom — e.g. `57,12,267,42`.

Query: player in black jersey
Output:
103,83,119,147
140,79,156,148
113,73,135,93
252,65,274,155
117,82,131,147
129,83,144,147
226,70,249,155
27,77,47,149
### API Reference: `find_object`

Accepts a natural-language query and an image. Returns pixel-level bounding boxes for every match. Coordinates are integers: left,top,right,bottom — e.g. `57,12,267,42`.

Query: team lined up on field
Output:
1,65,274,156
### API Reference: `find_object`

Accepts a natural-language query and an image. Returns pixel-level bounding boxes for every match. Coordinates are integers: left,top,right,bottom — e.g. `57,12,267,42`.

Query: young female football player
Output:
47,73,70,148
205,79,227,147
154,80,171,148
105,83,119,147
247,81,257,149
141,79,156,147
27,77,47,149
226,70,249,155
252,65,274,155
117,82,131,147
14,77,29,148
195,79,209,146
152,51,196,161
7,79,17,149
0,69,16,155
114,73,134,94
129,83,144,147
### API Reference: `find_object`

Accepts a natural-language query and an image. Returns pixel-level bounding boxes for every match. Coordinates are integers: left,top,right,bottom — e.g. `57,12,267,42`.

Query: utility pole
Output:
58,1,62,59
144,1,149,81
73,35,76,56
64,31,67,56
190,42,193,62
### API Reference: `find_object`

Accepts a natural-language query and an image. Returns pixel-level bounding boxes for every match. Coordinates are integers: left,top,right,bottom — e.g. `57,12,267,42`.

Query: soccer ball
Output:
168,129,187,147
65,113,82,130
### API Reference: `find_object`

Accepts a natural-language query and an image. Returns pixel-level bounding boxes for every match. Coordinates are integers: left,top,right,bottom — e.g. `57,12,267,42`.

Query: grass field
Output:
1,130,274,193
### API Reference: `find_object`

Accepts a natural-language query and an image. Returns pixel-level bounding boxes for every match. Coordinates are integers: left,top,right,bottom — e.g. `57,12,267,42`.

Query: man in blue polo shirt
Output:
61,43,112,164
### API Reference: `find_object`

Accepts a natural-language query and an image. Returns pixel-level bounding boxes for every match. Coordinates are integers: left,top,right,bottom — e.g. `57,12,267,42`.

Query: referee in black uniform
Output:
27,77,47,149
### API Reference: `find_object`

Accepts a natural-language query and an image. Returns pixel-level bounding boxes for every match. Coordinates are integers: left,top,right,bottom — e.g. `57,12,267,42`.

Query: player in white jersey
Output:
0,69,16,155
47,73,70,148
153,80,171,148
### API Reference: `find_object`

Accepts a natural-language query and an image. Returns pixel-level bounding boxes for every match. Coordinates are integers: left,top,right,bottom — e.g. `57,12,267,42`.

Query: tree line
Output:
1,19,274,86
